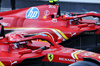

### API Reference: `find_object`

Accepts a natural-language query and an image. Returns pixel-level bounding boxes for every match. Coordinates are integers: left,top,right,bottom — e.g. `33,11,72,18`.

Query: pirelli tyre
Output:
69,61,99,66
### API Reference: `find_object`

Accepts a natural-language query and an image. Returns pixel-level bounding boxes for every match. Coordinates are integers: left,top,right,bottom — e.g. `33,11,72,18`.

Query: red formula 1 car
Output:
0,2,100,52
0,25,99,66
0,2,100,39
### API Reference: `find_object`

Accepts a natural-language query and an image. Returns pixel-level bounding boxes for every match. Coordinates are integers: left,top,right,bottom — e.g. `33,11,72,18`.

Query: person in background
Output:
11,0,15,10
49,0,58,5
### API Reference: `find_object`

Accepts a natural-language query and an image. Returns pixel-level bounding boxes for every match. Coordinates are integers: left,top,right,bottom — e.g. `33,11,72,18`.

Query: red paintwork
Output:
0,4,100,42
0,33,100,66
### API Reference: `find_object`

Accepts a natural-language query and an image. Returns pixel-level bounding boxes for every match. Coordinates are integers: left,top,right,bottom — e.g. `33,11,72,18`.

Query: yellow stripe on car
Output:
71,50,85,59
74,50,84,59
4,27,69,41
56,29,68,40
0,61,5,66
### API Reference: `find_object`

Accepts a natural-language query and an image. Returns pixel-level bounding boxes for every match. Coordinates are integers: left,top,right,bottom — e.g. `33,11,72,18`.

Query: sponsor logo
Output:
59,57,75,62
10,60,17,66
83,32,95,34
71,32,76,37
1,22,9,26
43,10,50,19
26,7,39,19
52,19,57,23
84,52,97,57
44,10,50,16
49,5,56,8
48,54,54,62
48,48,57,51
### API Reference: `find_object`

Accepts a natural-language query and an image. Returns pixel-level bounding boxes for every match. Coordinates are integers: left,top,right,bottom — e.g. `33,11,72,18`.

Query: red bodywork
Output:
0,4,100,42
0,32,100,66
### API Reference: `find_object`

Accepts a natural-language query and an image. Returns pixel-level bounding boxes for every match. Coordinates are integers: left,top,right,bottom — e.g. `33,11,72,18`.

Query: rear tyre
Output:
69,61,99,66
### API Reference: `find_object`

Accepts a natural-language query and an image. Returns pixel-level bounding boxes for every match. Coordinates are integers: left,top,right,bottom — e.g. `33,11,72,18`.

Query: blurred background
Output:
0,0,100,13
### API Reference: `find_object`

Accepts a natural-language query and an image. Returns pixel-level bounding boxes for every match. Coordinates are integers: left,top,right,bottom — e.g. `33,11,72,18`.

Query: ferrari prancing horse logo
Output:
48,54,54,62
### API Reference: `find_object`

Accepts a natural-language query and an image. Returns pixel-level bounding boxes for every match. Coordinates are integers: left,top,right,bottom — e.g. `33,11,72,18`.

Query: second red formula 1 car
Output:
0,25,99,66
